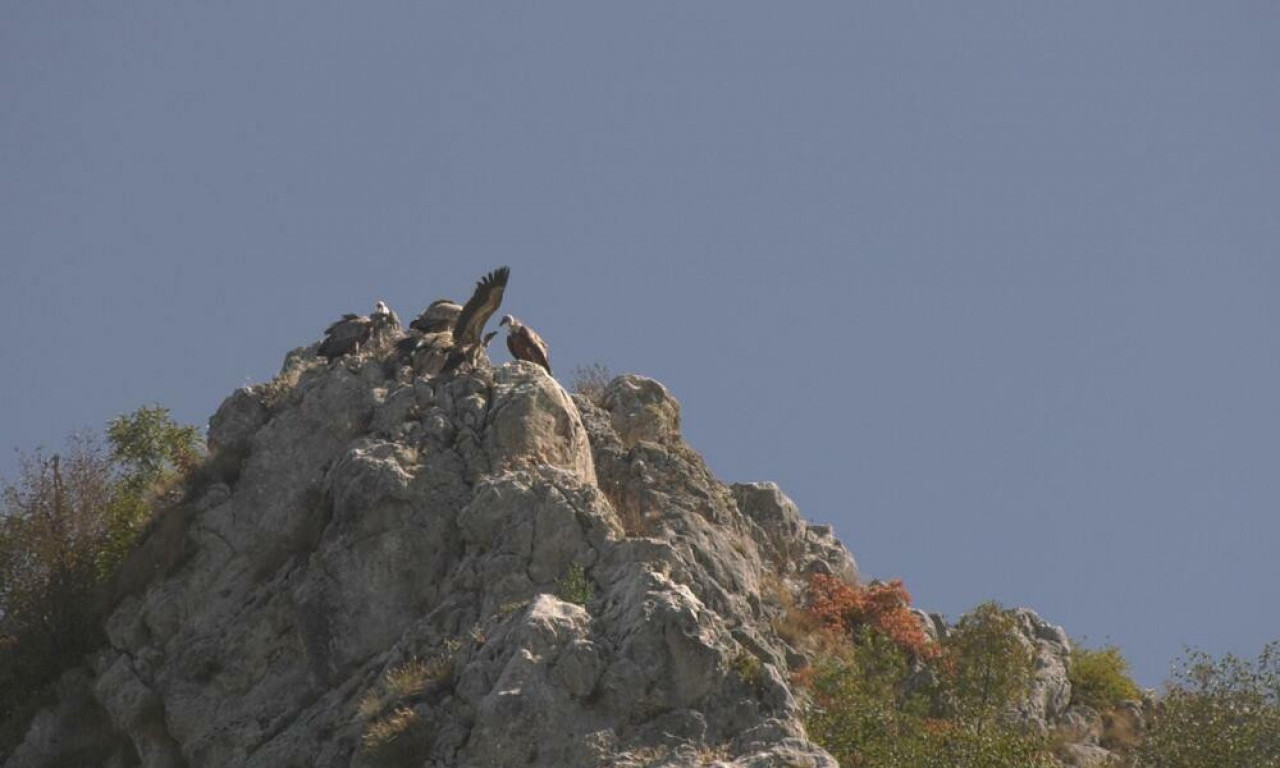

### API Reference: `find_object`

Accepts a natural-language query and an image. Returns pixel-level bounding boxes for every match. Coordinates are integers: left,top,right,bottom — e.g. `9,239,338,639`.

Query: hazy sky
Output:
2,3,1277,686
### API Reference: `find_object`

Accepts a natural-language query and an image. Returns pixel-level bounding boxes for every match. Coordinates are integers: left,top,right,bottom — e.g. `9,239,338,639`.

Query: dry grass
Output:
762,573,823,655
356,654,452,762
361,705,430,762
602,484,657,538
1100,706,1144,753
385,656,449,699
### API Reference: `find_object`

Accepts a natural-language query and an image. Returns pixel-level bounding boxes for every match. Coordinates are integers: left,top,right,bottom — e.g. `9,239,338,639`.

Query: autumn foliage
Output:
806,574,939,659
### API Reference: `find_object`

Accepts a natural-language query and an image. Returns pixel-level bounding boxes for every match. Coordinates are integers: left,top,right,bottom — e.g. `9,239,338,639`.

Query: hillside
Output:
4,341,1122,768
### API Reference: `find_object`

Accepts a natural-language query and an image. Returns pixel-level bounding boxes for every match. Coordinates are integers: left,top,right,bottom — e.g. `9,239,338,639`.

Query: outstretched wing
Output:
507,324,551,374
453,267,509,346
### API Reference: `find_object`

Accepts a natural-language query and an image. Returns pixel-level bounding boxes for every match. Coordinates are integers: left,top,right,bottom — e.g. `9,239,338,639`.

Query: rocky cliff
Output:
4,344,1105,768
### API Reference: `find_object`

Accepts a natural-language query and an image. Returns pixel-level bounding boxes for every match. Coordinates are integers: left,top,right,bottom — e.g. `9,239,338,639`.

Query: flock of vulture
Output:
315,267,551,376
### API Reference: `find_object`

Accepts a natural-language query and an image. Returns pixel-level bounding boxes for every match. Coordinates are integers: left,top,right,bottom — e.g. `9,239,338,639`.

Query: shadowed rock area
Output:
4,345,869,768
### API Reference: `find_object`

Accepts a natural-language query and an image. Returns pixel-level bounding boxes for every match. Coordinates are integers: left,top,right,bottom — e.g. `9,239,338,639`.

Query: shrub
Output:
0,407,201,745
1138,642,1280,768
796,596,1054,768
806,575,938,660
569,362,612,404
798,626,1052,768
0,438,117,730
556,563,595,606
1069,643,1141,710
731,650,764,689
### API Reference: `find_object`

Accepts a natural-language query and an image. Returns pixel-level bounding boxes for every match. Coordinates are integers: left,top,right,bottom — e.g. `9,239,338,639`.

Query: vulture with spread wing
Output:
499,315,551,374
409,299,462,334
442,267,510,373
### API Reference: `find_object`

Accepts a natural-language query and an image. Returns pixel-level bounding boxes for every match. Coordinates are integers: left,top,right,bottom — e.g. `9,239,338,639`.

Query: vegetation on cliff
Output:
0,406,201,749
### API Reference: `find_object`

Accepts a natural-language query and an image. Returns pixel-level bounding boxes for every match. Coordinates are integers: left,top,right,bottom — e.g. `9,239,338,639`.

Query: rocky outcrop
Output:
4,353,850,768
3,340,1126,767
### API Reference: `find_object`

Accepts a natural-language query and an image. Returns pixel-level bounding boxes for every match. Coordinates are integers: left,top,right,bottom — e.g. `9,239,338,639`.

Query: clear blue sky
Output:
2,3,1276,687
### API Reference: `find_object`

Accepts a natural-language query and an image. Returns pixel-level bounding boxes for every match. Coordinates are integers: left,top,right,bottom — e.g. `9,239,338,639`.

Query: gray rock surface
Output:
4,354,849,767
4,342,1126,767
1011,608,1074,732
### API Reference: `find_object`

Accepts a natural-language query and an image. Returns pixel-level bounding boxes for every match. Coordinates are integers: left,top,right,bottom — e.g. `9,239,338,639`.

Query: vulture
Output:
317,301,399,361
442,267,510,373
374,300,401,332
409,299,462,334
499,315,551,374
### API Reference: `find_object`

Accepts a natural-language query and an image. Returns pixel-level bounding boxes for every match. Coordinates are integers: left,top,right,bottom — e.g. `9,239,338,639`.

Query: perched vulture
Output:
443,267,510,373
374,300,402,331
499,315,551,374
317,301,399,361
409,299,462,334
318,313,371,360
396,330,453,376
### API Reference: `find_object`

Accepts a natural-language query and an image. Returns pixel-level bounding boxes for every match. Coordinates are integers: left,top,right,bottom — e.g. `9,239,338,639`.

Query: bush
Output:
806,575,938,660
1069,643,1141,710
556,563,595,606
0,407,202,743
0,437,117,728
795,585,1053,768
799,621,1052,768
569,363,612,404
1138,642,1280,768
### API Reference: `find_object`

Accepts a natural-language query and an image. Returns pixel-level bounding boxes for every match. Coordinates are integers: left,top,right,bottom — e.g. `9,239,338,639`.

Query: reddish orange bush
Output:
806,574,939,659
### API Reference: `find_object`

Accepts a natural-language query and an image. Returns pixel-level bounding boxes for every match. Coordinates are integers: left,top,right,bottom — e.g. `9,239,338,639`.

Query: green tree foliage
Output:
798,593,1054,768
102,405,203,571
107,404,202,494
0,406,202,740
0,438,116,732
1069,643,1142,710
1138,643,1280,768
939,602,1035,733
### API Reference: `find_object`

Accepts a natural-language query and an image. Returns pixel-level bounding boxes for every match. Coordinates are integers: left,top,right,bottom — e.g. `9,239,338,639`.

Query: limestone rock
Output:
602,375,682,447
1011,608,1073,731
4,359,865,767
7,345,1110,768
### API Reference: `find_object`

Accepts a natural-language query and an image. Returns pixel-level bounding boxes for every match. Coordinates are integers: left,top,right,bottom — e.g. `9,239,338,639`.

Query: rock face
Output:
3,353,854,768
2,345,1120,768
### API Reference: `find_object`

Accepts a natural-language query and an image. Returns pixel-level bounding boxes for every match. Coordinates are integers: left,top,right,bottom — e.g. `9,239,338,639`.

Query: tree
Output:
107,404,202,494
0,437,115,723
939,602,1035,735
1138,643,1280,768
797,589,1053,768
0,406,202,733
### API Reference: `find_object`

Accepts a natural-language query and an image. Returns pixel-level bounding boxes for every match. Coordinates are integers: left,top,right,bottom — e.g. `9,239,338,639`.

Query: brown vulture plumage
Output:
499,315,551,374
442,267,510,373
317,301,399,361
